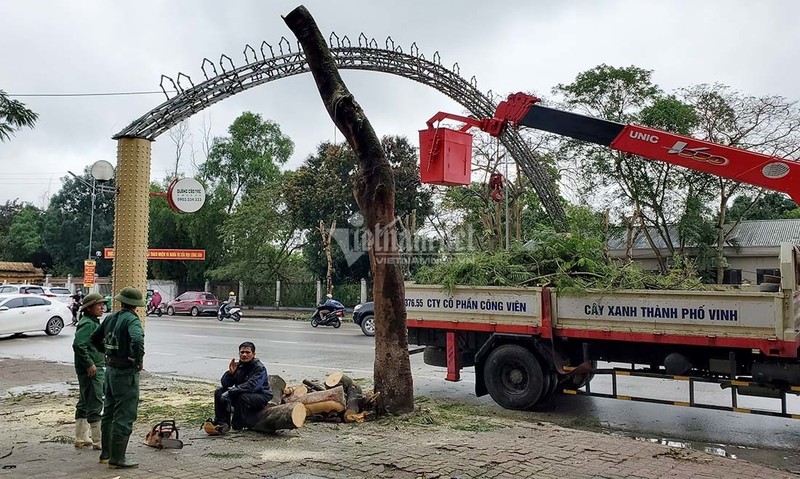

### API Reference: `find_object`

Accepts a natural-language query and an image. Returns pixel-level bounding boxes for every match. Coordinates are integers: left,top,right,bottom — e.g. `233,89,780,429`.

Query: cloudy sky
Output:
2,0,798,207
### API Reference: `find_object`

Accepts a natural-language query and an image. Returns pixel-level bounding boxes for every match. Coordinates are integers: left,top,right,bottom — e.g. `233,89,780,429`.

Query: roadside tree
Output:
678,84,800,282
42,170,115,276
207,182,305,288
0,90,38,142
553,65,700,273
284,137,433,283
0,204,51,267
200,112,294,214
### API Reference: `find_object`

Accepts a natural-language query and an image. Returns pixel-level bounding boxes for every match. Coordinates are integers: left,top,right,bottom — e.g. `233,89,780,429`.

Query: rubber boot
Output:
108,435,138,469
98,422,112,464
73,419,92,448
89,421,102,450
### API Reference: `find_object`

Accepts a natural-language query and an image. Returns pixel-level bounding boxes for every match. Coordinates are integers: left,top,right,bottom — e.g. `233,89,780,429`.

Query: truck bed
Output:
406,283,799,357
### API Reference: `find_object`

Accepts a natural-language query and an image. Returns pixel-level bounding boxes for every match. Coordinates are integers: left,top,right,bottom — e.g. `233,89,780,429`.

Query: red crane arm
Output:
431,92,800,204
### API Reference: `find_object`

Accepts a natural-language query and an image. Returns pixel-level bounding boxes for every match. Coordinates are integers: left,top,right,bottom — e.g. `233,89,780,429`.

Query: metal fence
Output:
237,280,370,308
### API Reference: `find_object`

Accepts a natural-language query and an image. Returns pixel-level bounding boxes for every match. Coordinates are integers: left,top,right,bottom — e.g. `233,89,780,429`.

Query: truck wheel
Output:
538,371,559,404
483,344,546,410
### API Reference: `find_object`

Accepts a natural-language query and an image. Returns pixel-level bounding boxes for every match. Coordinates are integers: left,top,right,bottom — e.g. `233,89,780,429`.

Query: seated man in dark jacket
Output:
212,341,273,433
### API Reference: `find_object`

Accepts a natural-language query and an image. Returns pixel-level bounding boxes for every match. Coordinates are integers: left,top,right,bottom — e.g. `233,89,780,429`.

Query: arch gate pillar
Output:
112,137,151,324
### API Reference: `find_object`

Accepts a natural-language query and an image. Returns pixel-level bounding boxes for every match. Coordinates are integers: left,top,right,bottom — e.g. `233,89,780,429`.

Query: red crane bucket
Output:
419,127,472,186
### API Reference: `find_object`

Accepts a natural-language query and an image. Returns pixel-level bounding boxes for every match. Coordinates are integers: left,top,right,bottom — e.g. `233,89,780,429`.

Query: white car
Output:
43,286,73,304
0,293,69,337
0,284,46,295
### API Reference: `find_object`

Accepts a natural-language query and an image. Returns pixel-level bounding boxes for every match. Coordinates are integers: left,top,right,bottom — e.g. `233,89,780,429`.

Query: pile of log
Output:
252,371,379,433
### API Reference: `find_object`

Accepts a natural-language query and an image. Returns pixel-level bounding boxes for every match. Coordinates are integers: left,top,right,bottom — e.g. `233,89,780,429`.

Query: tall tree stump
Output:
285,5,414,415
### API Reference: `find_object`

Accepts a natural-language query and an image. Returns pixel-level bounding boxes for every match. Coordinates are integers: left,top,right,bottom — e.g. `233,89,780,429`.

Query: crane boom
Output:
424,92,800,204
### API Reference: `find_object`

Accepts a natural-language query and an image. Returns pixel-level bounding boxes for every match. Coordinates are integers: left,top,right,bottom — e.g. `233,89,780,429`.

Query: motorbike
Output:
218,306,242,322
311,306,344,328
146,302,163,317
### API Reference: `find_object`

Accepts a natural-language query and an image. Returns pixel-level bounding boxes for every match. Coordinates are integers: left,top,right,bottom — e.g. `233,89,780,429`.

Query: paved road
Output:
1,315,798,467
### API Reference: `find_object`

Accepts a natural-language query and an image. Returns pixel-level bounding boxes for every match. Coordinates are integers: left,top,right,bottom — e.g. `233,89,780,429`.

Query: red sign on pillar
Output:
83,260,96,287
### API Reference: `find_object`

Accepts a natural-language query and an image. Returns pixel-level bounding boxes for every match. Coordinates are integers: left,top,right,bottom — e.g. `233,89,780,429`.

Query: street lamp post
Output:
88,177,96,260
68,161,115,293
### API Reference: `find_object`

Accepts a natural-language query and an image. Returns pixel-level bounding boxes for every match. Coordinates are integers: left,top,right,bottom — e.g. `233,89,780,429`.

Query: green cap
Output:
114,286,146,307
80,292,105,311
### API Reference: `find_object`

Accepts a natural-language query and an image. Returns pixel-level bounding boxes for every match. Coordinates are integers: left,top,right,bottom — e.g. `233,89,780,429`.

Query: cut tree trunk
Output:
296,385,346,416
305,400,346,415
294,385,345,406
283,385,308,403
252,403,306,432
324,371,351,389
325,372,364,422
285,5,414,415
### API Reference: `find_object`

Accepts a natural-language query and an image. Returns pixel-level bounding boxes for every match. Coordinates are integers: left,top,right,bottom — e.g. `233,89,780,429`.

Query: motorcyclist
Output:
317,293,344,320
220,291,236,318
148,290,162,314
70,290,85,326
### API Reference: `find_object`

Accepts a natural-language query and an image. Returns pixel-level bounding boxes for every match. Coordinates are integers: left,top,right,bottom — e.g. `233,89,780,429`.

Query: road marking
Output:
268,340,300,345
149,352,177,356
151,323,362,337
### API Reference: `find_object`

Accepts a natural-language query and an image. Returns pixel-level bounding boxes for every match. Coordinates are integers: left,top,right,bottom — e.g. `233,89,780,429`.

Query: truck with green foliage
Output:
407,243,800,417
408,92,800,417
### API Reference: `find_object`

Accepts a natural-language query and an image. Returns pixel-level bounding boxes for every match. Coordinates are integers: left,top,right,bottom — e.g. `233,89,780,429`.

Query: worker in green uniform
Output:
72,292,107,450
90,286,145,469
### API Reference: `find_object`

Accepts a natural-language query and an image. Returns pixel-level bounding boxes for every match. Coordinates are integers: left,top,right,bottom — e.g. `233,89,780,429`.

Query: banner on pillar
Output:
83,260,96,287
103,248,206,261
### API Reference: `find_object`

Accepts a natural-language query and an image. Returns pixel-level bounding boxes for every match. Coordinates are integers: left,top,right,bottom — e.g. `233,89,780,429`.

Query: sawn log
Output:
252,403,306,432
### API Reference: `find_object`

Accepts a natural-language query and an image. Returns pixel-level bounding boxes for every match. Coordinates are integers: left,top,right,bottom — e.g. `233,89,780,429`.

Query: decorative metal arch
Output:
114,33,566,228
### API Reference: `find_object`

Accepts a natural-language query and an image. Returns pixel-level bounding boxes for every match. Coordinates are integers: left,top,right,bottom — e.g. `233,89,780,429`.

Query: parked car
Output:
165,291,219,317
352,301,374,336
0,293,68,337
42,286,72,304
0,284,46,295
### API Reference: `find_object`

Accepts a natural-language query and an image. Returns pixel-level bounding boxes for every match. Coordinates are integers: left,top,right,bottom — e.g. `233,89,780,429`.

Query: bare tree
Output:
285,6,413,414
193,114,214,174
681,84,800,283
169,120,191,178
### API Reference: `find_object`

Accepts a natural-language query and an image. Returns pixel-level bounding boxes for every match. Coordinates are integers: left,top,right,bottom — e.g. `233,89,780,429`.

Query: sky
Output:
1,0,799,207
